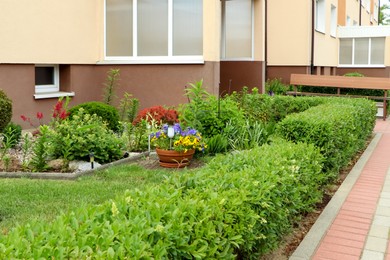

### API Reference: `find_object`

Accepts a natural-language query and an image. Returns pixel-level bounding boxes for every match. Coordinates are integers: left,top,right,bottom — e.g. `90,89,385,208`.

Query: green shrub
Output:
69,101,120,132
0,139,325,259
0,89,12,133
275,98,376,174
231,88,325,123
48,108,124,163
180,80,244,137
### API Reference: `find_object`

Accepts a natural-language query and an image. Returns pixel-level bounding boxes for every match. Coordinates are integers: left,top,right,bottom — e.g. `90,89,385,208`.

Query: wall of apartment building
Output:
0,0,224,127
220,0,265,94
0,0,101,64
267,0,311,66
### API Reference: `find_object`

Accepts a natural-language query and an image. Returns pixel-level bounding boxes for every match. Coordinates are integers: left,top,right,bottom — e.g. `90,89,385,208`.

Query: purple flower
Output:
162,124,168,133
187,128,197,136
173,123,181,134
156,131,161,138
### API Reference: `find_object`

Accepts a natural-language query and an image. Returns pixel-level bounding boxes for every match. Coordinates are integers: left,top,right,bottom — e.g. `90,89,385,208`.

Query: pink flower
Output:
21,115,28,121
36,112,43,120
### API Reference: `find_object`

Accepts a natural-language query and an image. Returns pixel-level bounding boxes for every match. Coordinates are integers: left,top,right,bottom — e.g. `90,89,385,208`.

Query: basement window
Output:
35,65,59,94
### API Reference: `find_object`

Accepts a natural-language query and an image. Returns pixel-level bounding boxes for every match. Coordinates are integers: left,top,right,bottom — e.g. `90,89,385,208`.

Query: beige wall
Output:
253,0,265,61
0,0,100,64
314,0,339,66
203,0,221,62
345,0,360,25
267,0,311,66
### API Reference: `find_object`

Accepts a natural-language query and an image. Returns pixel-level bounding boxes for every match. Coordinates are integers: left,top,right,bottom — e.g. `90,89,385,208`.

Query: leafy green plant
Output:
223,120,270,150
120,120,150,152
69,101,120,132
20,133,33,170
102,68,120,105
118,92,139,122
48,108,123,163
29,125,50,172
180,80,244,137
0,89,12,133
265,78,288,95
2,122,22,148
204,134,229,155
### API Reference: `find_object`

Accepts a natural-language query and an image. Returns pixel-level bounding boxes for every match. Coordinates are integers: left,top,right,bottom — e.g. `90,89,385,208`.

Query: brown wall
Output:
336,67,390,78
0,62,220,128
220,61,263,95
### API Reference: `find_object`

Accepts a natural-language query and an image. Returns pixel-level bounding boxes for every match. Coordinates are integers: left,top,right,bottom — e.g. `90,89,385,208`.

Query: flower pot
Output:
156,148,195,168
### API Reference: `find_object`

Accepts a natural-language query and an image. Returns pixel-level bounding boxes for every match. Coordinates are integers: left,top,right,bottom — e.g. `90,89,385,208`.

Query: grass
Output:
0,163,170,232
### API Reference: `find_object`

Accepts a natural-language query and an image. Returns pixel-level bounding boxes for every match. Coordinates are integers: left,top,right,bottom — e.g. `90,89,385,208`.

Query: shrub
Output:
102,68,120,105
0,89,12,133
48,108,124,163
231,88,325,123
0,139,325,259
275,98,376,175
69,102,120,132
180,80,245,138
133,105,178,126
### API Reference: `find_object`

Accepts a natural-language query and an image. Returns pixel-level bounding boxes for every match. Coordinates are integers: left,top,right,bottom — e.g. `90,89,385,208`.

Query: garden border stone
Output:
0,152,150,180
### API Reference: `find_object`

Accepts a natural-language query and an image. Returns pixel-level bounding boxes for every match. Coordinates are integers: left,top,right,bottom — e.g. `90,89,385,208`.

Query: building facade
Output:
0,0,386,127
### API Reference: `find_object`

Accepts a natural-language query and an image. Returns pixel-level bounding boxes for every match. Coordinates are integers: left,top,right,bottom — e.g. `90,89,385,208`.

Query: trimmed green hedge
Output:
275,98,376,175
0,89,12,133
230,90,326,123
0,139,324,259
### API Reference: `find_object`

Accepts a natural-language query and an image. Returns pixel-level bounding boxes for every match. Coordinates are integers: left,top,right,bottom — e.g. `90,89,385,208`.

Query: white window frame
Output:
220,0,254,61
103,0,203,64
315,0,326,34
330,5,337,37
35,65,60,94
338,37,385,67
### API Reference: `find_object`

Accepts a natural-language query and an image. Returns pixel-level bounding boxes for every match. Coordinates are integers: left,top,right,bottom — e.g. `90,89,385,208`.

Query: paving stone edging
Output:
0,152,150,180
289,133,382,260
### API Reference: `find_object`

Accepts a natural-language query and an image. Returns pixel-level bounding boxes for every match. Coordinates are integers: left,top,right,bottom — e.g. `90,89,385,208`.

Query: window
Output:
221,0,253,59
105,0,203,61
315,0,326,33
330,5,337,37
339,37,385,66
35,65,59,94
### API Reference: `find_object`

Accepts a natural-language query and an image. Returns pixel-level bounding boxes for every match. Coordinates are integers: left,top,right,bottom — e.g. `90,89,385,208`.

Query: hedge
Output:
275,98,376,175
0,139,324,259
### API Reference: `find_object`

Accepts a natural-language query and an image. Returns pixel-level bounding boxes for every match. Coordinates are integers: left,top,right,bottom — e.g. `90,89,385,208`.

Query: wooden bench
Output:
287,74,390,120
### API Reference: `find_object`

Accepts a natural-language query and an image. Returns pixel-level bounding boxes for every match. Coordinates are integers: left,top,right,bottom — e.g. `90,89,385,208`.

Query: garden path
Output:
290,119,390,260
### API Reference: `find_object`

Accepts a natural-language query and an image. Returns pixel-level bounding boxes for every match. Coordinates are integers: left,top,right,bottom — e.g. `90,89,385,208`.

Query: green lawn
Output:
0,164,169,232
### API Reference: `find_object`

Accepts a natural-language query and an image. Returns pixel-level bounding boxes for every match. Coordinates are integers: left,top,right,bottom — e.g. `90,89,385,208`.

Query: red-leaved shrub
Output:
133,106,179,125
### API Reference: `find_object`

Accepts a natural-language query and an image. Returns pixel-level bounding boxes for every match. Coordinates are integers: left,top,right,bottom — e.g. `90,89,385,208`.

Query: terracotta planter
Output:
156,148,195,168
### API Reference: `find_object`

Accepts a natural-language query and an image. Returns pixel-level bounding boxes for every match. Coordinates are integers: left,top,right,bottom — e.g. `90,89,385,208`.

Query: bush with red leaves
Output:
133,106,179,125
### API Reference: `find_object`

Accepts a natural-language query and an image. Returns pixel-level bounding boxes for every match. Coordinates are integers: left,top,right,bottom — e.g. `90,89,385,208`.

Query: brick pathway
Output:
290,119,390,260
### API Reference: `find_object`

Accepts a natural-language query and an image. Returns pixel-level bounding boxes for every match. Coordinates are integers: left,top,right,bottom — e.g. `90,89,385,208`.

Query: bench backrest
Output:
290,74,390,90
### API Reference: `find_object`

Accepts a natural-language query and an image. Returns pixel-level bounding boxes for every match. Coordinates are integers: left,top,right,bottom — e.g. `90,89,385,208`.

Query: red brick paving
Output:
312,125,390,259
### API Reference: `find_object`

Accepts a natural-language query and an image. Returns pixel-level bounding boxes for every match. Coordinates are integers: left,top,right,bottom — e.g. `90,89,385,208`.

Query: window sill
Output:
338,65,386,68
34,91,75,100
98,56,204,65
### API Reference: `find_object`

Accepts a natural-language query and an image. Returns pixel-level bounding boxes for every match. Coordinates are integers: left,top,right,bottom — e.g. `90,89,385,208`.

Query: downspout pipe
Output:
311,0,315,74
359,0,362,25
378,0,381,23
